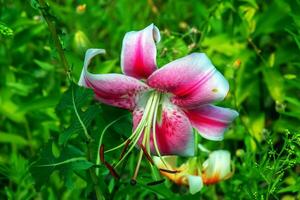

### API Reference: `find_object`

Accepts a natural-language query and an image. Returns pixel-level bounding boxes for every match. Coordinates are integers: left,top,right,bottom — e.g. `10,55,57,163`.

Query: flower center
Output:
103,90,165,183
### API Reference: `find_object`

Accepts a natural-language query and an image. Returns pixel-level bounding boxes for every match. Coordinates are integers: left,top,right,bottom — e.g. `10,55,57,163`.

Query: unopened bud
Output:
76,4,86,14
73,30,91,54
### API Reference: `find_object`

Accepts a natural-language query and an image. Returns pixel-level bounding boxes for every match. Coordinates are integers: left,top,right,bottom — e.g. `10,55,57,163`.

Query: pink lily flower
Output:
154,150,233,194
78,24,238,180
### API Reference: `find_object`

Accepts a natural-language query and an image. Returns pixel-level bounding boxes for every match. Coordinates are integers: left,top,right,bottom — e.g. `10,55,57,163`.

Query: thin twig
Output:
37,0,70,75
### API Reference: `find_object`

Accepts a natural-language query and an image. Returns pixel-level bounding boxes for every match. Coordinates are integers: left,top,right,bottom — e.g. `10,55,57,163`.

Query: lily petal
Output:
79,48,149,110
202,150,231,184
188,175,203,194
153,155,178,169
121,24,161,79
147,53,229,108
153,156,189,186
184,105,238,141
133,101,194,156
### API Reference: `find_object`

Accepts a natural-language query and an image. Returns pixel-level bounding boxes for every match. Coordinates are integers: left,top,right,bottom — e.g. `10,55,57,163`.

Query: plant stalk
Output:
36,1,103,199
87,142,105,200
37,0,70,74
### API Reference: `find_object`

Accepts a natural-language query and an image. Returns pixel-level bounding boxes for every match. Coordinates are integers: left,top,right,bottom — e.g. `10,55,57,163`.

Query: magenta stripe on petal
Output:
184,105,238,141
147,53,229,108
133,102,194,156
121,24,160,79
79,49,149,110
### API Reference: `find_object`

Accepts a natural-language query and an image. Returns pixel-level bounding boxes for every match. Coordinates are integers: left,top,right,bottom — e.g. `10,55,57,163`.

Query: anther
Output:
99,144,105,163
130,179,137,186
140,144,154,165
104,161,120,179
147,179,165,186
159,168,179,174
119,139,131,160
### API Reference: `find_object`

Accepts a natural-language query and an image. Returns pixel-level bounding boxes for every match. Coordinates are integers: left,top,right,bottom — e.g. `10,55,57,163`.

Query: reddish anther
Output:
99,144,105,163
140,144,154,165
147,179,165,186
104,161,120,179
119,139,131,160
159,168,179,174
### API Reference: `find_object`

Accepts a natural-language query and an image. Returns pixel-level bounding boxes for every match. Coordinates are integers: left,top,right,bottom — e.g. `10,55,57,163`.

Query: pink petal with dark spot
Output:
133,102,194,156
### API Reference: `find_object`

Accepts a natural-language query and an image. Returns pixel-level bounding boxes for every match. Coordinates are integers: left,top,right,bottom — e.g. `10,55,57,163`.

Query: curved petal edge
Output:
79,48,149,110
121,24,160,79
148,53,229,108
184,105,238,141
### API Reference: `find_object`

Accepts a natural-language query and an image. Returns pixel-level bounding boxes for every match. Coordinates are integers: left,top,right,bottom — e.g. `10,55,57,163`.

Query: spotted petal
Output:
147,53,229,108
133,101,194,156
121,24,161,79
184,105,238,141
79,49,149,110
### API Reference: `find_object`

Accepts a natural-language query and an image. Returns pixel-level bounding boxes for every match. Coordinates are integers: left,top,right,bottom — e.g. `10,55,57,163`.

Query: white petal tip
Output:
188,175,203,194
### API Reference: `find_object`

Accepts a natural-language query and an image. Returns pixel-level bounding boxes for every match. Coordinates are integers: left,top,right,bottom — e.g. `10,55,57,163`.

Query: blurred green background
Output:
1,0,300,199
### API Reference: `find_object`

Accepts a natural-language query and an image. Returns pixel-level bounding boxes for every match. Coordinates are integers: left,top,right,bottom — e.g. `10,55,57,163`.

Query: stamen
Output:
114,92,157,168
159,168,180,174
104,161,120,179
99,144,105,163
130,91,160,184
140,144,154,165
147,179,165,186
131,149,144,183
119,139,131,160
151,93,168,168
96,114,128,176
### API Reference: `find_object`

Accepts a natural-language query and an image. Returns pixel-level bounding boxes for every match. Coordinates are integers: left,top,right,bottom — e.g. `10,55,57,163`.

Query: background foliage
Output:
1,0,300,199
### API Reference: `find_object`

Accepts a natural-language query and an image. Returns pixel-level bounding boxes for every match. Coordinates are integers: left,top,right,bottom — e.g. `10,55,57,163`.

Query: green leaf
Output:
263,68,285,103
0,132,33,146
58,104,99,145
56,83,99,144
0,22,13,38
34,59,55,71
30,141,93,190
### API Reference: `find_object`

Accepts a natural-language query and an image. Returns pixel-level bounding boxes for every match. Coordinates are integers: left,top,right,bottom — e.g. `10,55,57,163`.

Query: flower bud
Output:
73,30,91,54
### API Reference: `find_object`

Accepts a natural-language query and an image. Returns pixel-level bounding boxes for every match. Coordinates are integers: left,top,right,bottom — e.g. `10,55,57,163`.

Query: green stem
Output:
37,0,70,74
36,1,102,199
87,142,105,200
37,157,87,167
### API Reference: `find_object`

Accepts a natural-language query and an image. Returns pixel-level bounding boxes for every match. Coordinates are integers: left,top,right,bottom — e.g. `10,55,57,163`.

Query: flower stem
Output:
36,2,103,199
87,142,105,200
37,0,70,74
